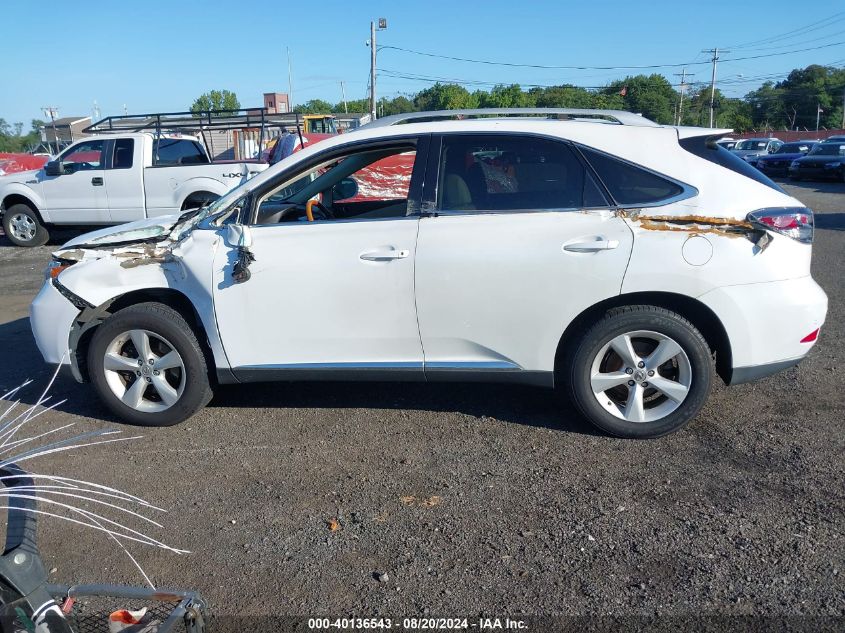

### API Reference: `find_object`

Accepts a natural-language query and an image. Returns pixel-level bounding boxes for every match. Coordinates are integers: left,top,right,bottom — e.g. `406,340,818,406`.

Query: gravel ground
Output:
0,180,842,630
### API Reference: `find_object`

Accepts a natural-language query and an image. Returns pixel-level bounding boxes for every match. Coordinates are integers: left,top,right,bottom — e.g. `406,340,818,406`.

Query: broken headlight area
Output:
44,257,78,280
51,276,94,311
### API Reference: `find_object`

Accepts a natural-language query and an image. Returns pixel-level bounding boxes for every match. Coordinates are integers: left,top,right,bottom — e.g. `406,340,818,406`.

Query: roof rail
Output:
361,108,659,129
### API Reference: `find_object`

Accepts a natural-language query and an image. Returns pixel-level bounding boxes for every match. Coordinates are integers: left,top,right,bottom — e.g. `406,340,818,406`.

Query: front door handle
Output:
91,177,104,186
360,248,410,262
563,238,619,253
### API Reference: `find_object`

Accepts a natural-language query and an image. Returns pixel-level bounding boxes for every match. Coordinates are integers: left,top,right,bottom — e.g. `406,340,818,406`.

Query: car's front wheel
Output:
88,303,213,426
2,204,49,247
566,306,712,438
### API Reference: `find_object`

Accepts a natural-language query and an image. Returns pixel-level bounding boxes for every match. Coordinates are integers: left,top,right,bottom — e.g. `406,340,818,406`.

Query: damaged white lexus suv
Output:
30,109,828,438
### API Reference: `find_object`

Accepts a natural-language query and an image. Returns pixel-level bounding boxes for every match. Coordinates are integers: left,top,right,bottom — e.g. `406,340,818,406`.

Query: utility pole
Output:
41,107,60,154
702,48,728,128
842,87,844,129
287,47,294,110
369,18,387,120
816,103,821,133
369,21,377,120
340,81,348,114
673,68,694,126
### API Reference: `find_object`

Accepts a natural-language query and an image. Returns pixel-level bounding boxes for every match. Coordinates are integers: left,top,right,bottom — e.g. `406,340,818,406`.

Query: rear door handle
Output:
360,248,410,262
563,238,619,253
91,177,104,186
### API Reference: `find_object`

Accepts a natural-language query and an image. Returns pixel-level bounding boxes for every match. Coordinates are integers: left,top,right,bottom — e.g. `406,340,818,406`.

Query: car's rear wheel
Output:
566,306,712,438
2,204,49,247
88,303,212,426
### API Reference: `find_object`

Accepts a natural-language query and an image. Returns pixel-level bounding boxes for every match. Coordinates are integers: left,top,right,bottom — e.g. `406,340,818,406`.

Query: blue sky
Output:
1,0,843,126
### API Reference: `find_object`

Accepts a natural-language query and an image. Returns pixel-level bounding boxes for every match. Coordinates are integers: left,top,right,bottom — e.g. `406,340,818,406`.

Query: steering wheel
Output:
305,199,334,222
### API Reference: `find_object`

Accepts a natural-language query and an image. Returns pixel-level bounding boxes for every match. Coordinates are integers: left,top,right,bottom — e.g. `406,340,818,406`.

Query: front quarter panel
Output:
56,228,229,375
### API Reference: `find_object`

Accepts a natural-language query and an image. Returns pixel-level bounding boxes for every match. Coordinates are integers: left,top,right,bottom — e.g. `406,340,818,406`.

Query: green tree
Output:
379,95,415,116
293,99,333,114
190,89,241,115
531,85,594,108
605,74,677,124
414,83,479,110
479,84,531,108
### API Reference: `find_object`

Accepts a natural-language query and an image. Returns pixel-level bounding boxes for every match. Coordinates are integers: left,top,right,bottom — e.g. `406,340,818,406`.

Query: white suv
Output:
29,109,828,438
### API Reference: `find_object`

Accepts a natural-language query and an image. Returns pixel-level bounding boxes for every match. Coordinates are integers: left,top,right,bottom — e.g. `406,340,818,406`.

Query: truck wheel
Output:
88,302,213,426
181,192,218,211
2,204,49,247
564,305,712,439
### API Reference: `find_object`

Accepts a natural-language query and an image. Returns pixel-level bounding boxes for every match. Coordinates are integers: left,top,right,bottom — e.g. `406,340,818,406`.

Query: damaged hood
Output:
59,215,183,249
53,211,204,269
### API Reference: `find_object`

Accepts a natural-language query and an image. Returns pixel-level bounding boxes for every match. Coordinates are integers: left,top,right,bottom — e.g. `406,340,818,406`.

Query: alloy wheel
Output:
589,330,692,423
9,213,37,242
103,329,186,412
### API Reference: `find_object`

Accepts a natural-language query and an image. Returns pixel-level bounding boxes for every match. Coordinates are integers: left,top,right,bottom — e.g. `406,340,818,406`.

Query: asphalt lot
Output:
0,180,843,629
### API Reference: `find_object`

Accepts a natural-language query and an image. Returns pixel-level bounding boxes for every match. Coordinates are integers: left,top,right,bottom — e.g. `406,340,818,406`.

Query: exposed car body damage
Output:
27,111,827,437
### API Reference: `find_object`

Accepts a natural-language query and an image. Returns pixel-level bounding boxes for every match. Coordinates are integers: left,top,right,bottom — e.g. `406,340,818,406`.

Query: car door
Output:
39,138,110,223
211,136,428,379
414,133,635,379
104,137,146,222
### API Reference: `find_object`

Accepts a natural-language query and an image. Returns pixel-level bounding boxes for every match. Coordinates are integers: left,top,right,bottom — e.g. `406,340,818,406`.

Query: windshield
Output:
809,143,845,156
777,143,809,154
734,140,768,150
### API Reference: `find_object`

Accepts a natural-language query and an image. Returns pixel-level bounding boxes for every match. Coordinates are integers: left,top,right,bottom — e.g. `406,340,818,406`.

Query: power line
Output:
378,41,845,71
723,11,845,50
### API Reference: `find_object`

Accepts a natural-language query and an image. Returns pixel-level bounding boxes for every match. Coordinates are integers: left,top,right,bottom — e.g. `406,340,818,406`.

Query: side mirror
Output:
332,177,359,201
226,223,253,248
44,161,65,177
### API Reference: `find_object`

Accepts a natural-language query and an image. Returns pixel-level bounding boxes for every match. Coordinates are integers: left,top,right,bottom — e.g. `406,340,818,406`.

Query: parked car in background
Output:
0,133,268,246
0,153,48,176
732,138,783,166
755,141,816,177
30,108,827,439
715,137,736,150
789,141,845,181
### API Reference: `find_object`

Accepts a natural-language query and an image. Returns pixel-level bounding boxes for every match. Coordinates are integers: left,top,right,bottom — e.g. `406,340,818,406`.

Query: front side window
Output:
578,146,684,205
154,139,209,166
436,134,607,212
254,145,419,225
60,140,104,170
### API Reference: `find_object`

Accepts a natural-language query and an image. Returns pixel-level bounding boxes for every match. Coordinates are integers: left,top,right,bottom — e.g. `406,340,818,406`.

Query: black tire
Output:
2,203,49,247
88,302,212,426
564,305,712,439
181,191,218,211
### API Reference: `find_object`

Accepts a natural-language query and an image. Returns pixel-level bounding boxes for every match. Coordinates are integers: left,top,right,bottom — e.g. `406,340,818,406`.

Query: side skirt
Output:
222,363,555,388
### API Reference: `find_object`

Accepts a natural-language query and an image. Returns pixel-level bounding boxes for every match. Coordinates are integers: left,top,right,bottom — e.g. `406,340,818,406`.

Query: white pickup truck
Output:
0,133,268,246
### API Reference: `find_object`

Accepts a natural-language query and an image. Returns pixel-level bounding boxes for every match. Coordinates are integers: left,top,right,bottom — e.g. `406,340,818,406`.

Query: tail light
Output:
800,328,820,343
747,207,813,243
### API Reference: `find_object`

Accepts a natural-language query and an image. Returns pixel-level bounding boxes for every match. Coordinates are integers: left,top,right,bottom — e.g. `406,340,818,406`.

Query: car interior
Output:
438,139,602,211
254,147,416,225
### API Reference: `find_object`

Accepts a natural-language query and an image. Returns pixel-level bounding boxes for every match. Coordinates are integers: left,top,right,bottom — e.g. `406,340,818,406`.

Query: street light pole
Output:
370,20,377,120
702,47,728,128
42,107,60,155
369,18,387,120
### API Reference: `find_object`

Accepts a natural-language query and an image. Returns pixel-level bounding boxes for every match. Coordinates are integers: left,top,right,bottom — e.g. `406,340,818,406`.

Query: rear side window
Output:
112,139,134,169
578,146,684,205
436,134,608,212
154,139,209,166
679,136,784,193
